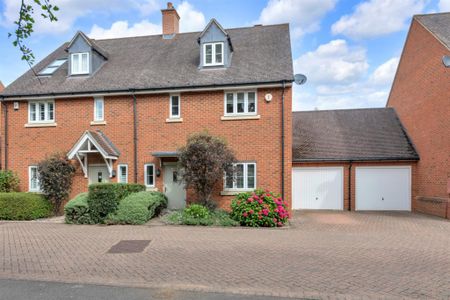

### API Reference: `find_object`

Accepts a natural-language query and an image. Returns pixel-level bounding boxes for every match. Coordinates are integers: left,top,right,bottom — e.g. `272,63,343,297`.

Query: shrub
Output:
88,183,145,223
106,191,167,225
37,153,76,214
0,192,52,220
182,204,210,219
64,193,94,224
0,170,20,192
165,205,238,227
230,189,290,227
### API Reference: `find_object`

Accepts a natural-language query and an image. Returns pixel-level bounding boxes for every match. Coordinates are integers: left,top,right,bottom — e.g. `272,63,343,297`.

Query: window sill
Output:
25,122,57,128
221,189,254,196
146,187,158,192
90,121,107,126
221,115,260,121
166,118,183,123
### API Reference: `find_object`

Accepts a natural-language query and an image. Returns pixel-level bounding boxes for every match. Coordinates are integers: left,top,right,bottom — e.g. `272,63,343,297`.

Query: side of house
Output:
387,13,450,218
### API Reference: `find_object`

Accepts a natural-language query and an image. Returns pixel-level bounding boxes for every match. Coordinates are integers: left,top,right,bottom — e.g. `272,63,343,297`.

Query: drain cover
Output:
108,240,151,254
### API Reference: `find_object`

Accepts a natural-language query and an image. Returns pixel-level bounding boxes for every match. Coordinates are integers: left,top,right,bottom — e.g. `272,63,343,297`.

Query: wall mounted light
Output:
156,168,161,177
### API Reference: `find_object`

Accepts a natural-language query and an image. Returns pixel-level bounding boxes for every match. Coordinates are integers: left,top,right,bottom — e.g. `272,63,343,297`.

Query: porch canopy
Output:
68,130,120,178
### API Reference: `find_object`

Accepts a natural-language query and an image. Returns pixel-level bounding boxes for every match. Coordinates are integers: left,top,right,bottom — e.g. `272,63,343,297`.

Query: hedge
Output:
0,170,20,192
64,193,94,224
87,183,145,223
106,191,167,225
0,192,52,220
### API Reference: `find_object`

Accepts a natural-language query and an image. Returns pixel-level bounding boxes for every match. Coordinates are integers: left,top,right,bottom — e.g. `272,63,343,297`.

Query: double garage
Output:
292,108,419,211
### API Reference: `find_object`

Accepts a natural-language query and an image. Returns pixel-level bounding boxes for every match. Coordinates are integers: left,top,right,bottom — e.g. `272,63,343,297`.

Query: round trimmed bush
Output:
183,204,210,219
230,189,290,227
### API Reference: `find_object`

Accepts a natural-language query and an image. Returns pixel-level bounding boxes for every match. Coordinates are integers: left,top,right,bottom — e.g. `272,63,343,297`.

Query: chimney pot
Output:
161,2,180,37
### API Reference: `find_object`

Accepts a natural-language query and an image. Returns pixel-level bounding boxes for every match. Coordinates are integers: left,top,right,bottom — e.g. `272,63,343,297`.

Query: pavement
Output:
0,211,450,299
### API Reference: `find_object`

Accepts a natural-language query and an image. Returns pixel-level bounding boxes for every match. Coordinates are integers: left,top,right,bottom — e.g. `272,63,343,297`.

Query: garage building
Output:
292,108,419,211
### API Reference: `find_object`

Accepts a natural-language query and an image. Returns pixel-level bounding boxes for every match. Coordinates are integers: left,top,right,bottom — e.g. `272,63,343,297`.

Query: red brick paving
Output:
0,211,450,299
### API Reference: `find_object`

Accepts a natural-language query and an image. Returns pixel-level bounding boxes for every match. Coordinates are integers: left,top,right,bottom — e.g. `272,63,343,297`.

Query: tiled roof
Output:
89,130,120,157
415,13,450,49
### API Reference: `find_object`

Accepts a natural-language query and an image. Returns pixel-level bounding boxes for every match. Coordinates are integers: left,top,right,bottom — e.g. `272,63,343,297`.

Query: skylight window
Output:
39,58,67,76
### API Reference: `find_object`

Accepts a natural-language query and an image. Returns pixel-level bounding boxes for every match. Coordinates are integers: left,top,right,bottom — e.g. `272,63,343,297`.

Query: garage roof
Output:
292,108,419,162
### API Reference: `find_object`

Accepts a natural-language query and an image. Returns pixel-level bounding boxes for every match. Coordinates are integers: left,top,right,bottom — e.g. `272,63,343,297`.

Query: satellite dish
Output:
443,56,450,68
294,74,307,85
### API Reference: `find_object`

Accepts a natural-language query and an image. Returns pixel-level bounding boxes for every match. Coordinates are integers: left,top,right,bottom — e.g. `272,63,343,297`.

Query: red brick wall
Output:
293,161,416,211
387,18,450,218
1,87,292,210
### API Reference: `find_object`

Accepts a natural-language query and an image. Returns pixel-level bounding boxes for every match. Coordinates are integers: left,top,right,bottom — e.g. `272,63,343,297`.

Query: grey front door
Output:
88,166,110,185
163,165,186,210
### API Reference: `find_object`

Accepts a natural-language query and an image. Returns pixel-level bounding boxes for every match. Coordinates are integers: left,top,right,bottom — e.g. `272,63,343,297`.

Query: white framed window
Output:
94,97,104,121
28,100,55,123
117,164,128,183
71,52,89,75
224,162,256,190
203,42,224,66
29,166,40,192
144,164,155,187
169,94,180,118
224,91,257,116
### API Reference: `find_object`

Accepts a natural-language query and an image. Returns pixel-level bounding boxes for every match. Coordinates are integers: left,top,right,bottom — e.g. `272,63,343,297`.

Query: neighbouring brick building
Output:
0,3,293,210
388,13,450,219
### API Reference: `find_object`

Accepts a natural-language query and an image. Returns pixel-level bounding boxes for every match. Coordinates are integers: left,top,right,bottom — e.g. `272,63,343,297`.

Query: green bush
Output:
106,191,167,225
0,170,20,192
230,189,290,227
0,192,52,220
88,183,145,223
165,206,238,227
182,204,210,219
64,193,94,224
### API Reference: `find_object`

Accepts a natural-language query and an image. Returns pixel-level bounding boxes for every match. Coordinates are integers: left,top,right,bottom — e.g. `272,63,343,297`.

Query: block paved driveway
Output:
1,211,450,299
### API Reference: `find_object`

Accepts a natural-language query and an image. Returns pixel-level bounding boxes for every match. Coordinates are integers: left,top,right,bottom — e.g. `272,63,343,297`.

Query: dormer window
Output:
203,42,224,66
71,52,89,75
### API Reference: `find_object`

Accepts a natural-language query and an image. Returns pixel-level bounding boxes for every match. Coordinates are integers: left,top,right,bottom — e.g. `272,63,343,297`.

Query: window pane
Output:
215,43,223,64
30,103,36,121
72,54,79,74
146,165,154,186
236,164,244,188
119,166,127,183
48,102,54,120
226,93,234,114
237,93,245,113
30,167,39,191
205,45,212,64
81,53,89,73
248,92,256,113
95,99,103,120
225,170,233,189
39,103,46,121
247,164,255,189
171,96,179,117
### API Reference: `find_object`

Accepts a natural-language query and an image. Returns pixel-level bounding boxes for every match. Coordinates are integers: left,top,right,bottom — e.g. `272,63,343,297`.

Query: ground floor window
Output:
117,164,128,183
224,162,256,190
29,166,40,192
144,164,155,187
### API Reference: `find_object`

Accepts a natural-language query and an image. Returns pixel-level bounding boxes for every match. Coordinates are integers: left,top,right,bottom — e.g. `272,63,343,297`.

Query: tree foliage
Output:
37,153,75,214
9,0,59,65
178,132,236,207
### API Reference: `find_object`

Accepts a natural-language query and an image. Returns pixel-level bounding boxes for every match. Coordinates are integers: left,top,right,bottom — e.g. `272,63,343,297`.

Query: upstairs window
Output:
94,97,104,121
29,166,40,192
71,52,89,75
29,100,55,123
203,42,224,66
225,91,257,115
170,94,180,119
224,162,256,190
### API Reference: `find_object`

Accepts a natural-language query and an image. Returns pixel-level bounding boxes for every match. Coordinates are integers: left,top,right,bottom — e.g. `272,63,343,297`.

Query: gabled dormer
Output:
66,31,108,76
198,19,233,68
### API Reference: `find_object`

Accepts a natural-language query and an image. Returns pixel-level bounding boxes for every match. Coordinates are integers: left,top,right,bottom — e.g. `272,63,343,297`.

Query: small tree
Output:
178,132,236,207
0,170,20,192
37,153,75,214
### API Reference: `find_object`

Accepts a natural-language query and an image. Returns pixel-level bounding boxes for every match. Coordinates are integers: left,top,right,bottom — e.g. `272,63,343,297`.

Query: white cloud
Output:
369,57,399,85
257,0,336,38
89,20,161,39
294,39,369,85
438,0,450,11
135,0,161,16
177,1,206,32
331,0,427,39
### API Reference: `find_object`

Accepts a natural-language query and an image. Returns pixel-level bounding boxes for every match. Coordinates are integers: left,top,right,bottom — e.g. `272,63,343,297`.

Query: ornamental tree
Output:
37,153,75,214
178,132,236,208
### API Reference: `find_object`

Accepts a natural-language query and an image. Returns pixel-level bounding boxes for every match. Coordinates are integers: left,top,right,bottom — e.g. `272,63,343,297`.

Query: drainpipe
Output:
348,161,352,211
281,81,286,200
2,102,8,170
131,92,138,183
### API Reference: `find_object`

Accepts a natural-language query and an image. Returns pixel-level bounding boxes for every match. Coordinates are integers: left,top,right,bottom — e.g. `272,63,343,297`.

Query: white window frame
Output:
224,91,257,116
94,97,104,122
117,164,128,183
144,164,155,187
169,94,181,119
224,162,257,191
28,166,41,192
28,100,55,123
70,52,89,75
203,42,224,66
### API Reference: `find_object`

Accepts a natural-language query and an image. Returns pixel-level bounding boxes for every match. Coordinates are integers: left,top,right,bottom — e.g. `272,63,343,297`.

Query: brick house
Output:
0,3,293,210
388,13,450,218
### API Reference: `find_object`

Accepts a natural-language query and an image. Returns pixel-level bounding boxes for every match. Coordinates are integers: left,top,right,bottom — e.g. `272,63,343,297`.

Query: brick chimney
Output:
161,2,180,37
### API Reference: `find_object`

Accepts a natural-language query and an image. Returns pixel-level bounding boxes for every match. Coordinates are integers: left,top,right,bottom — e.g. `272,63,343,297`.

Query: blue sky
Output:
0,0,448,111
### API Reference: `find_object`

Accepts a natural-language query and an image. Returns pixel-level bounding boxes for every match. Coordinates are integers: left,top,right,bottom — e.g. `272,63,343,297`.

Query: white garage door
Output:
292,167,343,210
355,167,411,211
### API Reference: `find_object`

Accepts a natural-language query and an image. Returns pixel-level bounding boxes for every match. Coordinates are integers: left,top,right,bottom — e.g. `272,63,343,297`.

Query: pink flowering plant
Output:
230,189,289,227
